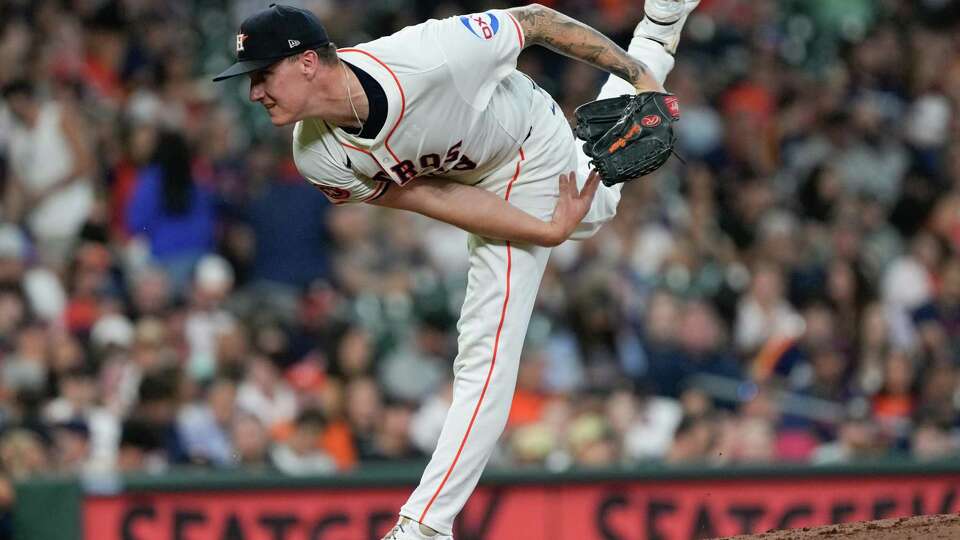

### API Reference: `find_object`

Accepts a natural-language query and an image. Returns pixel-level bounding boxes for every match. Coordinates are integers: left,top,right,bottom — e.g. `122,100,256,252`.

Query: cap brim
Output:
212,58,277,82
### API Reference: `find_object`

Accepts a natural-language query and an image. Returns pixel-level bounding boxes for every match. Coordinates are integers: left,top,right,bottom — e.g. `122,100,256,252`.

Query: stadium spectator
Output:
176,377,238,467
2,79,94,268
230,412,271,469
126,130,217,295
270,409,336,475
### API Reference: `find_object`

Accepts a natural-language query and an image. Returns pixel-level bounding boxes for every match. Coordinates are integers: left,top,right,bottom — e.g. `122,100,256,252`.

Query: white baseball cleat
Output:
644,0,701,24
636,0,702,54
381,517,453,540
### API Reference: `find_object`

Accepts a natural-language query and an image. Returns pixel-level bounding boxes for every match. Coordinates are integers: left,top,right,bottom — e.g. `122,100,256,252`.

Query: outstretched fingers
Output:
580,170,600,202
558,171,574,199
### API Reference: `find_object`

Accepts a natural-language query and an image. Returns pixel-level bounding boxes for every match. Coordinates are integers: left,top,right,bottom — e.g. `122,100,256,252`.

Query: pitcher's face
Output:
248,57,312,126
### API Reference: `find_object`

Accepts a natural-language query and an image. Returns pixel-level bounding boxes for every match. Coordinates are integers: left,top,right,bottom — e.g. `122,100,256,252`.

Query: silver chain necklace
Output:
341,61,364,132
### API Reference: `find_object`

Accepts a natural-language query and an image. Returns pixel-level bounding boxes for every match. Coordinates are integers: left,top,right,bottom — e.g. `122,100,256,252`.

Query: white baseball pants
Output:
399,37,676,536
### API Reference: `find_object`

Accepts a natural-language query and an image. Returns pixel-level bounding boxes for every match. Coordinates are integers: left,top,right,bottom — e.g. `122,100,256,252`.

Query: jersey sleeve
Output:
432,9,525,109
293,121,388,205
304,167,386,205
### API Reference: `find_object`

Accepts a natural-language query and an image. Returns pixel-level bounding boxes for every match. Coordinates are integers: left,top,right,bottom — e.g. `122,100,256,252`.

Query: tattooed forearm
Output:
508,3,658,91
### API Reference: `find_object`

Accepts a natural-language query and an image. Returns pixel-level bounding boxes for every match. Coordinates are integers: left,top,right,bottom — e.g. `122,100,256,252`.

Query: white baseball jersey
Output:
292,10,547,204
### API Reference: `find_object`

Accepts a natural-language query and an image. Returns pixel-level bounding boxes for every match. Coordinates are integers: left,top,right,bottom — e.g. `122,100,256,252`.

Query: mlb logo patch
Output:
460,12,500,40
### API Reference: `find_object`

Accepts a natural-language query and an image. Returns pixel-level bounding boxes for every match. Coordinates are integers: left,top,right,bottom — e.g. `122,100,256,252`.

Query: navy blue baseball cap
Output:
213,4,330,82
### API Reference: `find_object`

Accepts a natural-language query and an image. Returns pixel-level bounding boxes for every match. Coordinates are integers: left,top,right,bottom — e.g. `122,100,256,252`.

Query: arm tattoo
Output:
509,4,650,88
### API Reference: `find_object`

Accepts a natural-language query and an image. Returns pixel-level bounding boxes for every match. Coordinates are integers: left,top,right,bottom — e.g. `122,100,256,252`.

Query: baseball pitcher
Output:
214,1,699,538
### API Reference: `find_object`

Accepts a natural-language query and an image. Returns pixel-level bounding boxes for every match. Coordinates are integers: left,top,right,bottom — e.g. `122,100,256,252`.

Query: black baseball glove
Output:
574,92,680,186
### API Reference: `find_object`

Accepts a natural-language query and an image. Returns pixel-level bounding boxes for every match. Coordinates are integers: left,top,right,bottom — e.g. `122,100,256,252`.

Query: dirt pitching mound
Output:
724,513,960,539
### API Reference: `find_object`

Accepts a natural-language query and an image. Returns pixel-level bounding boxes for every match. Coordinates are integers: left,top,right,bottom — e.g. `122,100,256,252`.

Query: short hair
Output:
295,408,327,430
1,79,34,100
285,43,339,65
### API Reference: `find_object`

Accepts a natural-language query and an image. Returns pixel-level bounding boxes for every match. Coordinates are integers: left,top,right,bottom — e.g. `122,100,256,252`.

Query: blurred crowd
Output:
2,0,960,524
